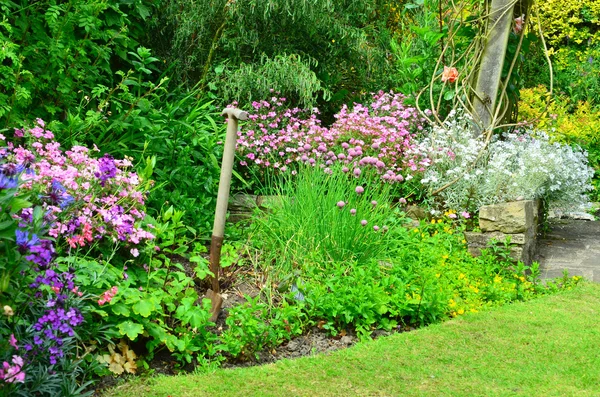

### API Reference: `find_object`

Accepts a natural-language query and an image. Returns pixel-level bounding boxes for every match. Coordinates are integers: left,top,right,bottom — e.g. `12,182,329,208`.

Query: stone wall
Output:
228,194,282,223
465,200,540,264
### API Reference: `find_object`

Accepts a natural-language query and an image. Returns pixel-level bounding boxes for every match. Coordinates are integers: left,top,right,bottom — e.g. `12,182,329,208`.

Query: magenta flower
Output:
353,168,361,177
355,186,364,194
9,334,18,350
337,201,346,209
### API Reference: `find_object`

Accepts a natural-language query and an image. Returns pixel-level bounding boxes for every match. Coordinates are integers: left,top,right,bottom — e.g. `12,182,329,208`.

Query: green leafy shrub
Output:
0,0,158,127
150,0,399,112
220,296,305,360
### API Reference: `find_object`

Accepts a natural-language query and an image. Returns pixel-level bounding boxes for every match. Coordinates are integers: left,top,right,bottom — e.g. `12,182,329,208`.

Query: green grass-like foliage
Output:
251,165,396,274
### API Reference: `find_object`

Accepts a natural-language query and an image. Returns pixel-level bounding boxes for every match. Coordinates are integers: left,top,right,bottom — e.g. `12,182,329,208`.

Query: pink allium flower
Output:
353,168,361,177
350,208,357,215
371,200,377,206
461,211,470,219
448,213,457,219
337,201,346,208
355,186,364,194
373,225,380,231
360,219,368,226
399,197,407,204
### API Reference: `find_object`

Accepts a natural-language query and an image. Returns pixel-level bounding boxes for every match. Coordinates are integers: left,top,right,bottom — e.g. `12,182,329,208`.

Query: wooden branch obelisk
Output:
473,0,515,133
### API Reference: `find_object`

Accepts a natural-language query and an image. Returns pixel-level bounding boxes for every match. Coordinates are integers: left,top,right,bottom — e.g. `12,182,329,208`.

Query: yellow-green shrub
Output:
527,1,600,104
519,87,600,145
535,0,600,46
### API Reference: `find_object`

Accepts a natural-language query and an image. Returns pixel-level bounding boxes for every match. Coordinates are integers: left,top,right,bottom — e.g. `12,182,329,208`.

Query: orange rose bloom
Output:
441,66,458,83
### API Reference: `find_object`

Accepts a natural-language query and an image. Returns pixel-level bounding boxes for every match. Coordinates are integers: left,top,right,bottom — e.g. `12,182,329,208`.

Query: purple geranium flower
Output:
95,154,117,186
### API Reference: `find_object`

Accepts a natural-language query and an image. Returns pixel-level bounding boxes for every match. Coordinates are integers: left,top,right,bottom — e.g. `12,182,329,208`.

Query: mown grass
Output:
103,283,600,397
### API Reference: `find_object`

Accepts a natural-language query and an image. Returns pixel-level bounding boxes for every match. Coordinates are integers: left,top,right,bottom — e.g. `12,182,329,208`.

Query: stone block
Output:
468,245,530,264
479,200,538,233
405,205,429,220
464,231,529,247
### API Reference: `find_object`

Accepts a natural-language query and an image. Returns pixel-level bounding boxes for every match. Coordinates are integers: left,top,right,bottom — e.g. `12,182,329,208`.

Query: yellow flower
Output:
442,254,449,259
457,308,465,315
458,273,465,280
494,275,502,283
3,305,14,316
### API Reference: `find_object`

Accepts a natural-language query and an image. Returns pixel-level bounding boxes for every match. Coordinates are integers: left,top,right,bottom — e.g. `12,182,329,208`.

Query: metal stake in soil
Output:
207,107,248,322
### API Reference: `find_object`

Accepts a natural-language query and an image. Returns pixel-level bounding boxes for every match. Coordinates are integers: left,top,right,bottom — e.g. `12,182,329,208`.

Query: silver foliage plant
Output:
417,112,594,213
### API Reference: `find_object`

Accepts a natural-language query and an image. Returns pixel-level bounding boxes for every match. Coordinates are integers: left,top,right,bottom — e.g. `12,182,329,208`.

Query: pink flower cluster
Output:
4,120,154,249
98,286,118,306
235,91,430,183
0,356,25,383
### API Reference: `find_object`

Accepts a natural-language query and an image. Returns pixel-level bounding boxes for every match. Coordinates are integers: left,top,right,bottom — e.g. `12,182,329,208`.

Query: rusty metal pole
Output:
207,107,248,322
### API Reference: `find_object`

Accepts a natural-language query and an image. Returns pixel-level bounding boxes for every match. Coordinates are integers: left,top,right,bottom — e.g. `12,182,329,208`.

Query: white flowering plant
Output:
418,112,594,214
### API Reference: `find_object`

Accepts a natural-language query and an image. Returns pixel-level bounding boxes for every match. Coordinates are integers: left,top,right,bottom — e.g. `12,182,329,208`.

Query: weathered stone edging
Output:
465,200,540,264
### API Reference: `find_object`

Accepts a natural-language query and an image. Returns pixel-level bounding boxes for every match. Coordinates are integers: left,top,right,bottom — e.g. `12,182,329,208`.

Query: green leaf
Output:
132,299,154,317
0,219,15,231
9,197,32,213
111,303,131,317
118,321,144,340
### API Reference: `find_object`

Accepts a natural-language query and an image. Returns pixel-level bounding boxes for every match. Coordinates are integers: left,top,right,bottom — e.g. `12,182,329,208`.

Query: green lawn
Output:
104,283,600,397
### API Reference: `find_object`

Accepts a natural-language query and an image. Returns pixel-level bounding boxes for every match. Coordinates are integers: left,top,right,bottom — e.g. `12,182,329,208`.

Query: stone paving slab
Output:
536,220,600,282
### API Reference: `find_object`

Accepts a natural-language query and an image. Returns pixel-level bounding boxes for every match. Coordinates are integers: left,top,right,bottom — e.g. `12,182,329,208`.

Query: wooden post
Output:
206,107,248,322
473,0,515,133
